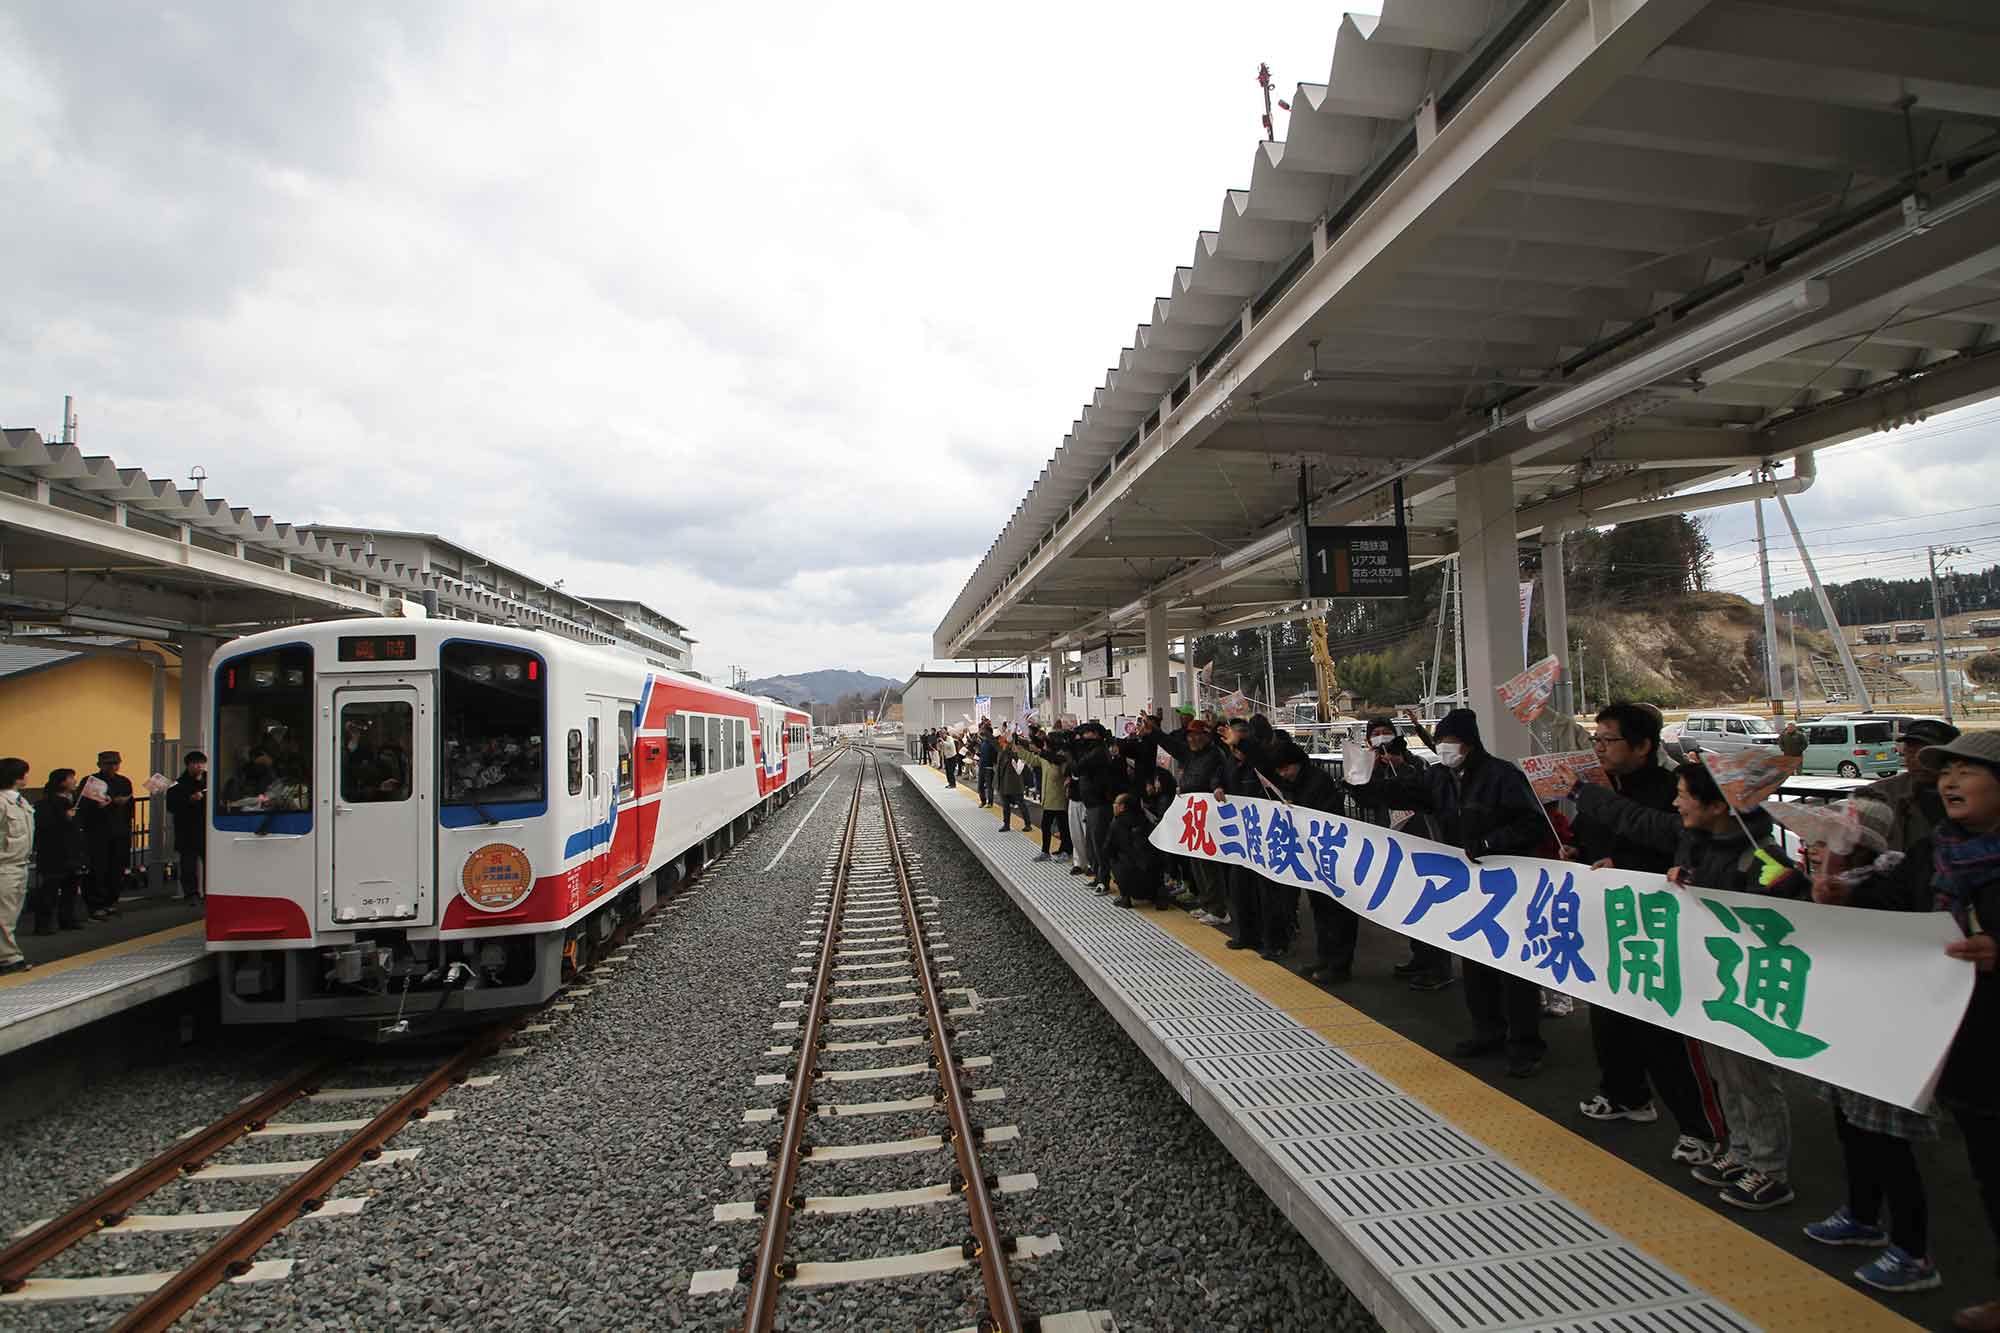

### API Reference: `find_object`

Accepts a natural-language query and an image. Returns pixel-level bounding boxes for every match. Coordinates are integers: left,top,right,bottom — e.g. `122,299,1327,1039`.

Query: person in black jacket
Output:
1370,708,1550,1075
29,769,88,933
165,751,208,905
1269,742,1355,982
1150,717,1230,923
1919,733,2000,1328
79,750,134,919
1068,725,1120,891
1104,793,1164,909
1797,799,1943,1294
1353,716,1449,981
1568,705,1728,1167
1216,719,1275,953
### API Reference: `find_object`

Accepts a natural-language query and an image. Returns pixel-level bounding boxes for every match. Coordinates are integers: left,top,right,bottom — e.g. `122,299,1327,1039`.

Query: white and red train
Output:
204,618,822,1028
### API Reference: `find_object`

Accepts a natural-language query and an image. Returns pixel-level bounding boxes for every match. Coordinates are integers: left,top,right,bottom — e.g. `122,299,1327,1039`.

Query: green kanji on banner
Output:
1604,885,1682,1016
1700,899,1830,1059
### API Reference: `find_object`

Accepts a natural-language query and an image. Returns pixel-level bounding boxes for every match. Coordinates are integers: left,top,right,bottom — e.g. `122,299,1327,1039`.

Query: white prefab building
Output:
1062,649,1186,722
900,668,1027,731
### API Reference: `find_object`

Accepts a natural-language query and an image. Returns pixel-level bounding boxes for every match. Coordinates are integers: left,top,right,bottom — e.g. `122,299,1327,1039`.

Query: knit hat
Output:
1836,799,1896,852
1920,730,2000,772
1269,740,1310,769
1435,708,1482,750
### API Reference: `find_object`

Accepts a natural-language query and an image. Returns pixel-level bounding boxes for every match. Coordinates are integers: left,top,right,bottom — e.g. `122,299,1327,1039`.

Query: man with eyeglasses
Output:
1567,702,1728,1168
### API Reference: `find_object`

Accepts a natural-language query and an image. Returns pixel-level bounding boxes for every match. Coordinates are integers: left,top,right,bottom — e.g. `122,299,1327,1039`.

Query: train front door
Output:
326,683,433,928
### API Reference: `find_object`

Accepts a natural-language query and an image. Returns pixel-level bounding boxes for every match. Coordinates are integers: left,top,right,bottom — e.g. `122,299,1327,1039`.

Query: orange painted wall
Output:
0,653,182,784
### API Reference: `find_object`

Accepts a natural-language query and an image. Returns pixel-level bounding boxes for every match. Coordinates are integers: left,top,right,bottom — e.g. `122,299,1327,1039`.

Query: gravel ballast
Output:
0,748,1376,1330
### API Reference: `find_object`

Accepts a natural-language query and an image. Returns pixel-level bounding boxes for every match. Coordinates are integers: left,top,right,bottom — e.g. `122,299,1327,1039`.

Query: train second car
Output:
204,618,817,1031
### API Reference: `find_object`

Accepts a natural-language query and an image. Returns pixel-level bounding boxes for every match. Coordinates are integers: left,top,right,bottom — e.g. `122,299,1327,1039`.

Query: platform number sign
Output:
1302,525,1410,599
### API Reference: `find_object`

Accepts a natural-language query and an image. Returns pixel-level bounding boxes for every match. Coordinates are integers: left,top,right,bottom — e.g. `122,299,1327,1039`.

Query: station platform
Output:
902,762,1925,1333
0,921,212,1059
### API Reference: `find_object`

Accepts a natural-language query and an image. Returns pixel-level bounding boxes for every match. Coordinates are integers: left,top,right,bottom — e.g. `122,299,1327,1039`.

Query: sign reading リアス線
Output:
1150,791,1971,1110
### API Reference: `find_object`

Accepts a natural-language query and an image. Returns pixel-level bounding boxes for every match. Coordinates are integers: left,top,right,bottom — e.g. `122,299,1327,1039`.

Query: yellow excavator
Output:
1308,613,1339,721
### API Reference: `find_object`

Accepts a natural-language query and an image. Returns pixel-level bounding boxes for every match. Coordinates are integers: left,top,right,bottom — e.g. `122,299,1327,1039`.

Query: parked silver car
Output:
1677,712,1784,759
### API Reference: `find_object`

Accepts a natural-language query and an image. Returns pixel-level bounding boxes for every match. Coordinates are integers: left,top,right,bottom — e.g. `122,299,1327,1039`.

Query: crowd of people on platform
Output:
917,702,2000,1324
0,748,208,977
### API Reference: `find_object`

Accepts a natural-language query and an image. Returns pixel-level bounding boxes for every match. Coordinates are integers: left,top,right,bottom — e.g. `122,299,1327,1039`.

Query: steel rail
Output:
110,1021,521,1333
741,763,865,1331
0,1057,340,1293
874,752,1023,1333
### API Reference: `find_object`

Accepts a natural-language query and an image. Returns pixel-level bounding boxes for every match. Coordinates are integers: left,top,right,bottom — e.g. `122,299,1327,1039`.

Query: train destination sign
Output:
1302,525,1410,598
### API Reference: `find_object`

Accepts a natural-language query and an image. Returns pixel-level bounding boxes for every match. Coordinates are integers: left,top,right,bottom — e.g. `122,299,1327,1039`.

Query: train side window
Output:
707,717,723,774
567,730,583,796
668,715,687,782
735,719,746,768
687,713,705,776
617,709,634,798
587,717,599,798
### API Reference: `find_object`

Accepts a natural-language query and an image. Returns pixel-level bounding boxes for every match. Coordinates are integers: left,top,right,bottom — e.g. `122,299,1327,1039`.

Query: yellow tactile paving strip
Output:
914,760,1913,1333
0,920,204,992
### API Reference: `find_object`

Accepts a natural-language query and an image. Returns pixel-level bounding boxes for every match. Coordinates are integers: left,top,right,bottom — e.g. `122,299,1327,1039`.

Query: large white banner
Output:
1150,792,1972,1110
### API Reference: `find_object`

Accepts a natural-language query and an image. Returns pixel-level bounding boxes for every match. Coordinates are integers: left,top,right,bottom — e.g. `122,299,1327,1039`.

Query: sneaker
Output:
1225,939,1258,951
1855,1246,1941,1293
1671,1135,1722,1166
1031,852,1050,862
1541,991,1575,1017
1718,1170,1794,1211
1690,1155,1747,1188
0,959,31,976
1804,1207,1889,1248
1258,946,1287,962
1068,867,1088,876
1578,1095,1659,1123
1113,896,1135,909
1408,973,1455,992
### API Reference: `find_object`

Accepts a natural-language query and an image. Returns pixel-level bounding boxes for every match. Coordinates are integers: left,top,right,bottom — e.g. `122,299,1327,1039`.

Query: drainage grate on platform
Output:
1244,1094,1438,1143
1313,1159,1545,1222
1348,1197,1612,1271
1399,1244,1696,1332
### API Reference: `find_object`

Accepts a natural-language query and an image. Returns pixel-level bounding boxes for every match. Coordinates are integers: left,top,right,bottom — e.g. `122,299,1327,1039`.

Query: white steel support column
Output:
1457,461,1532,758
1048,652,1068,726
1145,601,1171,723
176,633,219,751
1540,526,1572,722
1178,637,1196,725
1755,501,1783,712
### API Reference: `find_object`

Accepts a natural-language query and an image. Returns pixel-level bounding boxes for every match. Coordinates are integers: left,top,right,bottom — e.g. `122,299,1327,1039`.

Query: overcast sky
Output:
5,3,1994,680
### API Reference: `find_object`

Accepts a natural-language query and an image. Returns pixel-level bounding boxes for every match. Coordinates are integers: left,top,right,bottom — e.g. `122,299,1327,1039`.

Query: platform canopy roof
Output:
937,0,2000,660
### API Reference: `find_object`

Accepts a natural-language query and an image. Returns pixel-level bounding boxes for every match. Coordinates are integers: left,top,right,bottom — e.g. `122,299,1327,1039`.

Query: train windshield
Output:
440,643,547,815
215,645,314,828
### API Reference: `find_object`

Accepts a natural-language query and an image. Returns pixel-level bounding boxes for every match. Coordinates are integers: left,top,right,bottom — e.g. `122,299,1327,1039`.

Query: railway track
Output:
693,751,1102,1331
0,862,707,1330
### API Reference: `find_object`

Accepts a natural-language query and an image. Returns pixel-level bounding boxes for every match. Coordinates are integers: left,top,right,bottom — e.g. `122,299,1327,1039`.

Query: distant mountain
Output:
738,668,901,706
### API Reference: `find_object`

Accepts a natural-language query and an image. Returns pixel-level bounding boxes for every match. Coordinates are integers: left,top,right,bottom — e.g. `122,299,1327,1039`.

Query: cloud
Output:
0,1,1401,678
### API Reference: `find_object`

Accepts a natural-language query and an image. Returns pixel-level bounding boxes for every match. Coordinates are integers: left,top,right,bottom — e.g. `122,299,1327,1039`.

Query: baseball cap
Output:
1900,718,1960,746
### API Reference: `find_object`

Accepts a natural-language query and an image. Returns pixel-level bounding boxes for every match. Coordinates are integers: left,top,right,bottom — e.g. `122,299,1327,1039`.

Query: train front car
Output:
206,621,584,1032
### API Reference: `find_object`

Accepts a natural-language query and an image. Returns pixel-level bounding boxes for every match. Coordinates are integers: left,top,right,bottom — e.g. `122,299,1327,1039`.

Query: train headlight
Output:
461,843,535,912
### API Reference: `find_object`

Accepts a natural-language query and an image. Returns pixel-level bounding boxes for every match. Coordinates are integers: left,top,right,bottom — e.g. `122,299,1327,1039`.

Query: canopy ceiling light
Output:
1525,280,1828,433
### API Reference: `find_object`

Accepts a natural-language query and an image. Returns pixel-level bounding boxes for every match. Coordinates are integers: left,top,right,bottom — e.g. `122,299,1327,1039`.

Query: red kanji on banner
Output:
1180,798,1218,856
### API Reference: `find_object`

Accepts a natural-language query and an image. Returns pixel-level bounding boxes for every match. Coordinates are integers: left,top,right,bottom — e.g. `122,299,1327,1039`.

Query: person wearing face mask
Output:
1368,708,1550,1075
1349,716,1452,984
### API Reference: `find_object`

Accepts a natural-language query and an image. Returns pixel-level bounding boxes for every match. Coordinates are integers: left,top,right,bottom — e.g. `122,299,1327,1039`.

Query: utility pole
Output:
1573,642,1588,715
1754,500,1782,714
1931,544,1969,721
1788,611,1803,715
1262,626,1277,715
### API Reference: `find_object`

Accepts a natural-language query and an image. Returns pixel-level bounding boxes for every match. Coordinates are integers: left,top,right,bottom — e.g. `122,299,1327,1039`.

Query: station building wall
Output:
0,652,181,784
